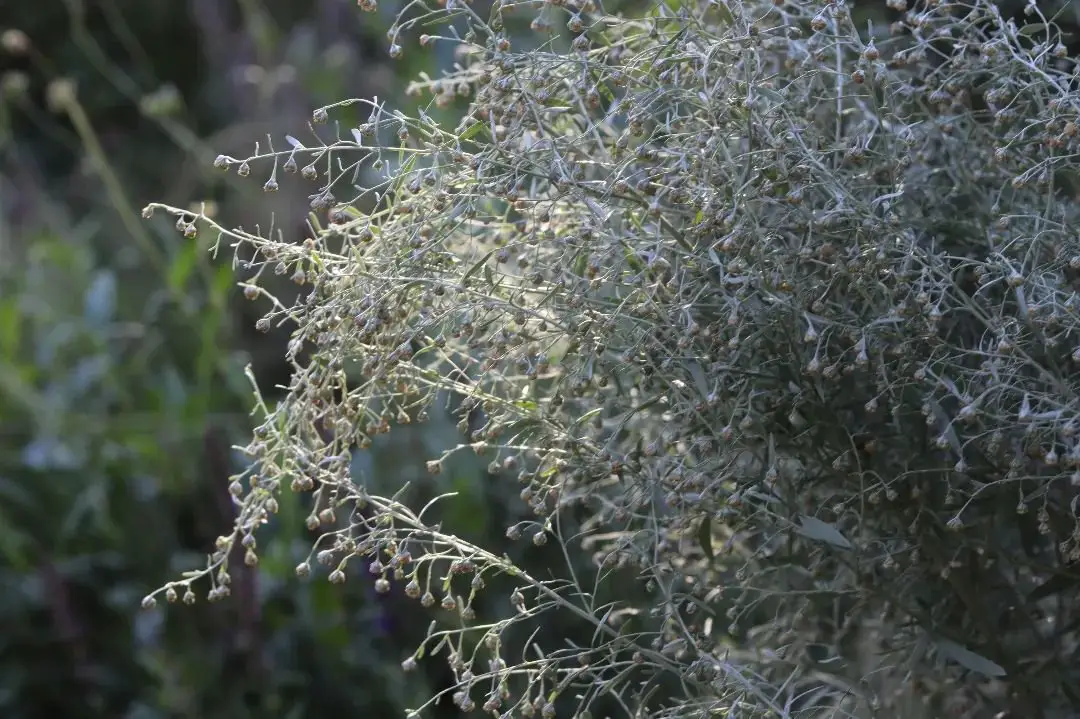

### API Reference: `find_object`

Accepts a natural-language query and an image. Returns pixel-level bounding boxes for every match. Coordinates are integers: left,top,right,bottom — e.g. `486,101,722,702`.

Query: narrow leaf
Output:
1028,573,1074,603
935,638,1006,677
461,248,497,284
459,120,485,142
712,0,734,25
574,407,603,427
796,515,853,550
685,359,709,396
697,514,714,561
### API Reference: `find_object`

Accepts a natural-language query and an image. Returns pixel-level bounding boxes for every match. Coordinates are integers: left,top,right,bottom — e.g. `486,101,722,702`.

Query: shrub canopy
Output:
147,1,1080,716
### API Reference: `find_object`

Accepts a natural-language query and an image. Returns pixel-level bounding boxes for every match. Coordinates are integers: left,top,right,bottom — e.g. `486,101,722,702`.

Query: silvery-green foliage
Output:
145,0,1080,716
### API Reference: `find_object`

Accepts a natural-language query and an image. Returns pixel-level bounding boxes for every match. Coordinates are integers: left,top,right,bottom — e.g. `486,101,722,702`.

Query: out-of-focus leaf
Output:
133,605,164,647
69,355,110,397
0,299,20,360
167,241,197,293
221,351,255,404
59,480,110,544
22,436,80,471
0,362,40,413
0,508,31,569
159,365,188,409
84,269,117,327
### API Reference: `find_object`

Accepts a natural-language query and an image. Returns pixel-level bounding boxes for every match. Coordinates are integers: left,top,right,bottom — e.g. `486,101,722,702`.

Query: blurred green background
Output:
0,2,511,717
